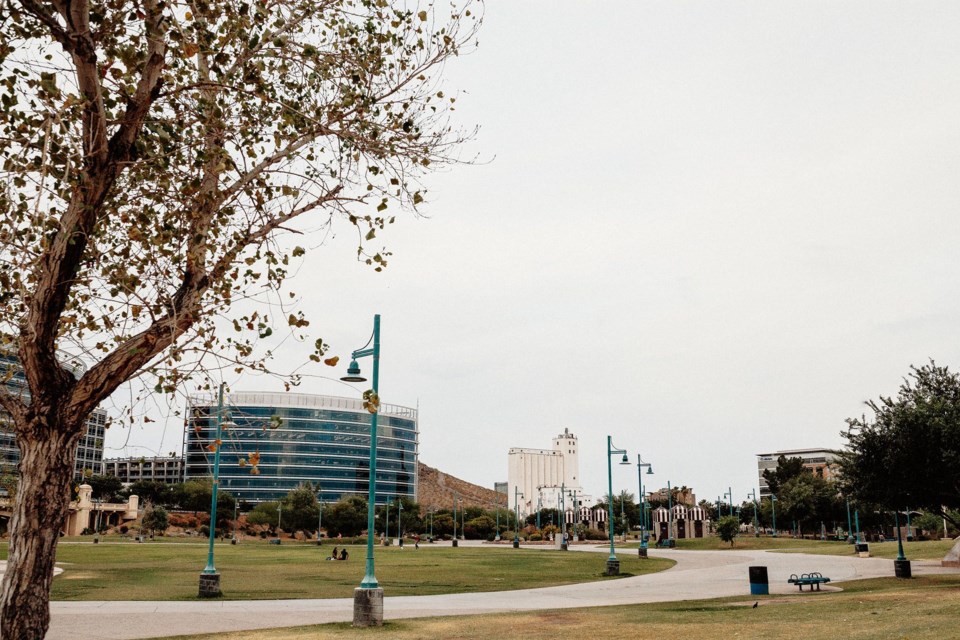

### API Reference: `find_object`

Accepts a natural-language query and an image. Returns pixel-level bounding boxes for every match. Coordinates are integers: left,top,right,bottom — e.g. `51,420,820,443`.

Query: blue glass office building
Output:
183,392,418,504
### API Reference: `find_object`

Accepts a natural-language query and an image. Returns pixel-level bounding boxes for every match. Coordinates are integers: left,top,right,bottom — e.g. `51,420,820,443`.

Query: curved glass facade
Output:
183,392,418,504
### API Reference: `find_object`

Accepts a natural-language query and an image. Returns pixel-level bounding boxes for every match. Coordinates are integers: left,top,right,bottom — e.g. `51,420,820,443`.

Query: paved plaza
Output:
35,541,957,640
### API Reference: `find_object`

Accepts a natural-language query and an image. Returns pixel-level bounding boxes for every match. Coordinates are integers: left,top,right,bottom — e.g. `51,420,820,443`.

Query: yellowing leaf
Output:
324,356,340,367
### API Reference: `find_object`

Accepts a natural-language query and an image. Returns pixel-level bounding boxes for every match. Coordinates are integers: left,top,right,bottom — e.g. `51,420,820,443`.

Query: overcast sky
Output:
107,1,960,507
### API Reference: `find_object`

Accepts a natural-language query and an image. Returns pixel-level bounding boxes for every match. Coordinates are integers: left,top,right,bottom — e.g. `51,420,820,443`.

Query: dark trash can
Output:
895,559,912,578
749,566,769,596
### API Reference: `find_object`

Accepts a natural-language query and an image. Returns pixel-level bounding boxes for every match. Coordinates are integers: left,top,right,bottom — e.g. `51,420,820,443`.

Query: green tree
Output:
777,473,842,535
87,475,124,501
841,362,960,530
276,483,323,533
172,479,234,528
125,481,174,507
141,505,169,535
0,1,479,635
322,496,369,538
716,515,740,546
246,502,281,531
762,455,807,496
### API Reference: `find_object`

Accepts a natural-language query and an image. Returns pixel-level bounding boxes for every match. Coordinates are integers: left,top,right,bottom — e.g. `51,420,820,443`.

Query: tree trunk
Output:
1,427,81,639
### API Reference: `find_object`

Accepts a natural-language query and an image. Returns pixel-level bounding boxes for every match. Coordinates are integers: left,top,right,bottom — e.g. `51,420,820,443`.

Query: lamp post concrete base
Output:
605,559,620,576
513,539,519,549
452,539,458,547
639,546,648,558
560,541,568,551
198,572,222,598
353,587,384,627
894,559,912,578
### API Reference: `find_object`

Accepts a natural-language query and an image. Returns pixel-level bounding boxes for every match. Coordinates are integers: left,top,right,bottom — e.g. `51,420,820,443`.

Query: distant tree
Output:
246,502,280,531
171,479,234,527
841,362,960,530
141,505,169,535
87,475,124,501
776,473,842,534
716,515,740,546
125,480,174,507
323,496,368,538
762,455,807,496
279,483,320,533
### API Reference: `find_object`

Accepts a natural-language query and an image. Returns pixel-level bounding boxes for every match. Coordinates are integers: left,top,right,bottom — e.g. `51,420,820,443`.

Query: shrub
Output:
119,526,129,534
528,533,542,541
583,528,608,541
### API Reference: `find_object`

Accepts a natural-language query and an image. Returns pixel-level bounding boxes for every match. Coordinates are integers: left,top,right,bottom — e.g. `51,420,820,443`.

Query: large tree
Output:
841,361,960,530
0,1,479,636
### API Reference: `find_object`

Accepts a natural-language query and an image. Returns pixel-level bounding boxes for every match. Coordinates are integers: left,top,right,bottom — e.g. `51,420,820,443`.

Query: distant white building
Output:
507,428,592,517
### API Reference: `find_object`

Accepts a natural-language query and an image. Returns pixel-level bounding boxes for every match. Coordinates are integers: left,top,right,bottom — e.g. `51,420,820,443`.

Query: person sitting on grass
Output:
339,548,349,561
327,546,339,561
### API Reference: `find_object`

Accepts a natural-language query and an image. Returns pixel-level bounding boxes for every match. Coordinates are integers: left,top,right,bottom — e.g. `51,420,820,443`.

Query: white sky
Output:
107,1,960,506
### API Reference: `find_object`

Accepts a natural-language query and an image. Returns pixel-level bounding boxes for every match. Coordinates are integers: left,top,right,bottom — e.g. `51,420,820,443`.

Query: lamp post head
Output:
619,453,629,465
646,466,654,475
340,360,366,382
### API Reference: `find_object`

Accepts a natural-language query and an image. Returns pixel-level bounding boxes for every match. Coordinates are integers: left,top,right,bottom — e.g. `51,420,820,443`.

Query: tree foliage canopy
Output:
841,362,960,528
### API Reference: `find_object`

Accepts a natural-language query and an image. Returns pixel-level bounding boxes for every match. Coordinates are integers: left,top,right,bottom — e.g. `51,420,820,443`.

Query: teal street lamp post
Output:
452,496,458,548
199,383,230,597
855,509,862,544
605,435,630,575
396,499,403,546
384,502,390,541
906,506,913,542
845,498,854,543
771,495,778,538
724,488,733,517
636,455,653,556
570,489,579,542
667,480,674,544
747,489,759,536
340,314,384,626
513,487,524,548
559,483,568,550
316,488,323,546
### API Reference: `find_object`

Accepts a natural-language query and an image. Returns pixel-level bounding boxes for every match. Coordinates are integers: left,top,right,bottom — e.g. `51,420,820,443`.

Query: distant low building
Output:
756,448,840,497
648,486,697,506
102,456,184,485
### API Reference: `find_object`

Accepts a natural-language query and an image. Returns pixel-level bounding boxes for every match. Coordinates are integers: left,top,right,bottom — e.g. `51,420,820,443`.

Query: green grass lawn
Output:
622,535,957,560
161,574,960,640
0,541,673,601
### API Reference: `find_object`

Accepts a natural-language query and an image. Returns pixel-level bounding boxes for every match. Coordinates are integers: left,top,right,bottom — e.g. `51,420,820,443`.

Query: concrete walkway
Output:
46,544,957,640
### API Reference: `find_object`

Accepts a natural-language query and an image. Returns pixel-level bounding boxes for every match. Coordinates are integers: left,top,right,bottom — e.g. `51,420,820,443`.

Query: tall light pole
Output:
316,487,323,546
559,483,568,550
636,455,653,556
570,488,579,542
396,499,403,546
513,486,524,549
199,383,230,597
452,496,458,548
667,480,674,544
845,498,854,544
771,495,778,538
605,435,630,575
894,508,911,578
747,489,759,536
724,488,733,517
340,314,384,626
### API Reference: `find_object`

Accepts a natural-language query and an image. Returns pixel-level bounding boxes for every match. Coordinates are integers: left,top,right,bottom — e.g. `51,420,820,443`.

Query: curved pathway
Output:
46,543,957,640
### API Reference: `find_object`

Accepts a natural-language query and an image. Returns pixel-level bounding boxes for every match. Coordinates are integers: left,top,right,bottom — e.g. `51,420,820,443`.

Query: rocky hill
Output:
418,461,507,511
